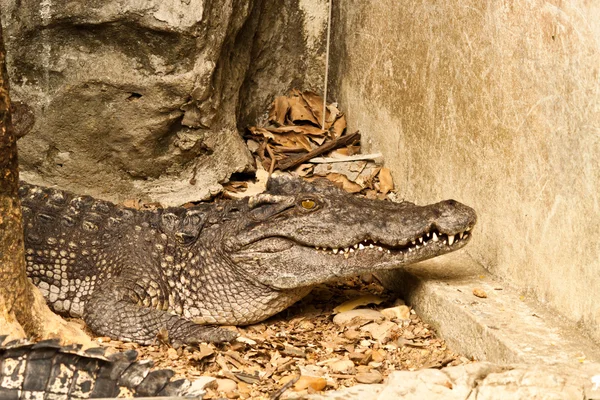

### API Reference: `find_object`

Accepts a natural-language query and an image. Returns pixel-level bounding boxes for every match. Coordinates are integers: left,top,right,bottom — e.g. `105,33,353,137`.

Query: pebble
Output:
355,370,383,384
381,305,411,320
329,359,356,374
473,288,488,298
333,309,385,327
216,378,237,392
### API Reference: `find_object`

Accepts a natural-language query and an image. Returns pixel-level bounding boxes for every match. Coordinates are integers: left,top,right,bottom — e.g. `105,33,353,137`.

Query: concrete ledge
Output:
377,251,600,365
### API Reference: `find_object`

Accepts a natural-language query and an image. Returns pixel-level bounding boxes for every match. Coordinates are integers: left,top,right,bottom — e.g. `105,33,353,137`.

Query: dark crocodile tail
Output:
0,336,190,399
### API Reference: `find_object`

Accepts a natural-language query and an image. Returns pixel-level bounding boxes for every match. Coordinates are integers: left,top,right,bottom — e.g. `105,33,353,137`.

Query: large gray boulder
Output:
1,0,328,205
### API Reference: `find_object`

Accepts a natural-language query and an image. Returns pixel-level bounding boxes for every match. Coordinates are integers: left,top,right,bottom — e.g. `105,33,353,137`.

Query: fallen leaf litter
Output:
111,91,472,398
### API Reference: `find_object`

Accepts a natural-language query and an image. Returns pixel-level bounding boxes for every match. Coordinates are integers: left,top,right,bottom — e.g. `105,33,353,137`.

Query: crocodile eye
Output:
301,199,316,210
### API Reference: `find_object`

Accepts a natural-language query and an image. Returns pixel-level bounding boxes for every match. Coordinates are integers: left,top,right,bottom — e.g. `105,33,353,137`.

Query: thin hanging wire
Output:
322,0,333,131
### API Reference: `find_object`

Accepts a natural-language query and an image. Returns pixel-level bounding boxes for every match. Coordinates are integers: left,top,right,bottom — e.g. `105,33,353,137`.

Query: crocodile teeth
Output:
416,245,420,250
443,240,447,245
353,244,358,249
344,247,350,252
432,232,439,242
408,247,414,252
419,237,423,243
344,252,349,259
359,243,365,250
448,235,455,246
333,248,339,254
378,246,383,252
411,240,416,245
426,232,431,238
459,232,464,239
387,249,391,253
349,248,354,253
315,246,320,250
340,249,345,255
369,244,374,249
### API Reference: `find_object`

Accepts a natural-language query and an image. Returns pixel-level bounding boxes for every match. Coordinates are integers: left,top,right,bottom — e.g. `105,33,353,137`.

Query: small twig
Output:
270,375,300,400
266,144,277,175
277,131,360,171
308,152,383,164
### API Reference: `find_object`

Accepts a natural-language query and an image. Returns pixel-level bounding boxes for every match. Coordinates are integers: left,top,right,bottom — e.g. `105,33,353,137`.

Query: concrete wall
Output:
330,1,600,341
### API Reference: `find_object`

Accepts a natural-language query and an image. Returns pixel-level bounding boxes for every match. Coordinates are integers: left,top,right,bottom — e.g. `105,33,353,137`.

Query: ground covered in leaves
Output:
91,277,469,399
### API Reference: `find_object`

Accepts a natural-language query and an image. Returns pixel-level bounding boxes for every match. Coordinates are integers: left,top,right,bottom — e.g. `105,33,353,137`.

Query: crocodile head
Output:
225,175,477,290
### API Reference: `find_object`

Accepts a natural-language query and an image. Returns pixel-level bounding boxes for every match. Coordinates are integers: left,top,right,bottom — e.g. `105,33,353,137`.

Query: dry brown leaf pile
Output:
95,278,469,399
233,90,394,200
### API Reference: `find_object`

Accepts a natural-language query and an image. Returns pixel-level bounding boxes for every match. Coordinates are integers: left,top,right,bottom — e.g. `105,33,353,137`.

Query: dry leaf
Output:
269,95,290,126
287,94,320,126
295,375,327,391
122,198,142,209
333,294,385,313
329,114,347,139
300,91,328,128
325,103,341,129
295,163,314,177
378,168,394,195
267,125,324,136
324,173,363,193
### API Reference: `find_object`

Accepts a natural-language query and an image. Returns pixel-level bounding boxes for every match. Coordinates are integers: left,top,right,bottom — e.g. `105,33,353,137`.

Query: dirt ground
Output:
91,276,470,399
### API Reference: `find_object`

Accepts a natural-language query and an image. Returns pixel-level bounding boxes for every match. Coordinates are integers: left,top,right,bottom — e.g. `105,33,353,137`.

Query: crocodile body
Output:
19,175,476,345
0,336,188,399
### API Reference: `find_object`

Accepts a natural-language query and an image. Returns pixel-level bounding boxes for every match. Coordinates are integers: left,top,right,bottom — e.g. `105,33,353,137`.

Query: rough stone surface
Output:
0,0,328,205
378,252,600,366
297,362,600,400
329,0,600,343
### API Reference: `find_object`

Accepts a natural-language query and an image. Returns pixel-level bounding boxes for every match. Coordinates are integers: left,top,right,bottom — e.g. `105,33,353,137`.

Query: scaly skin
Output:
19,175,476,345
0,336,188,398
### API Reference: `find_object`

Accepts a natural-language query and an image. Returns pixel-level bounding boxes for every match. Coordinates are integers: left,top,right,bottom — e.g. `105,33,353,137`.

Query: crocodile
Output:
19,175,476,346
0,336,190,399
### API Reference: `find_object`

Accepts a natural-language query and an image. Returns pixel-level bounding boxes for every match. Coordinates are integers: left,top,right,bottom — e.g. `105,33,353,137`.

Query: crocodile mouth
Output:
313,228,473,258
238,227,472,261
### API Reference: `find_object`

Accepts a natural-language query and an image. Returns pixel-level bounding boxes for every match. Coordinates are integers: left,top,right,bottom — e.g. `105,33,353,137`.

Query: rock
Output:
333,309,385,327
381,305,411,320
216,378,237,393
355,370,383,384
360,321,399,343
303,362,600,400
473,288,488,298
329,359,356,374
1,0,326,205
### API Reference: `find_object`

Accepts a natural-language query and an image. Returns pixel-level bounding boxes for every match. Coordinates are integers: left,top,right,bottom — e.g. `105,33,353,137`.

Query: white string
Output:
322,0,333,130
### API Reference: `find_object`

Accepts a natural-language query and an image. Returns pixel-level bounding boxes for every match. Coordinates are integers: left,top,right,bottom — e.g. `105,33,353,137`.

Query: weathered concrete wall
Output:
330,1,600,342
1,0,327,205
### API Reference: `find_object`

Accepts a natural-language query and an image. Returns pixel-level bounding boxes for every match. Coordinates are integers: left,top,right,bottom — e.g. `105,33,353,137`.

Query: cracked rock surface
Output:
296,362,600,400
